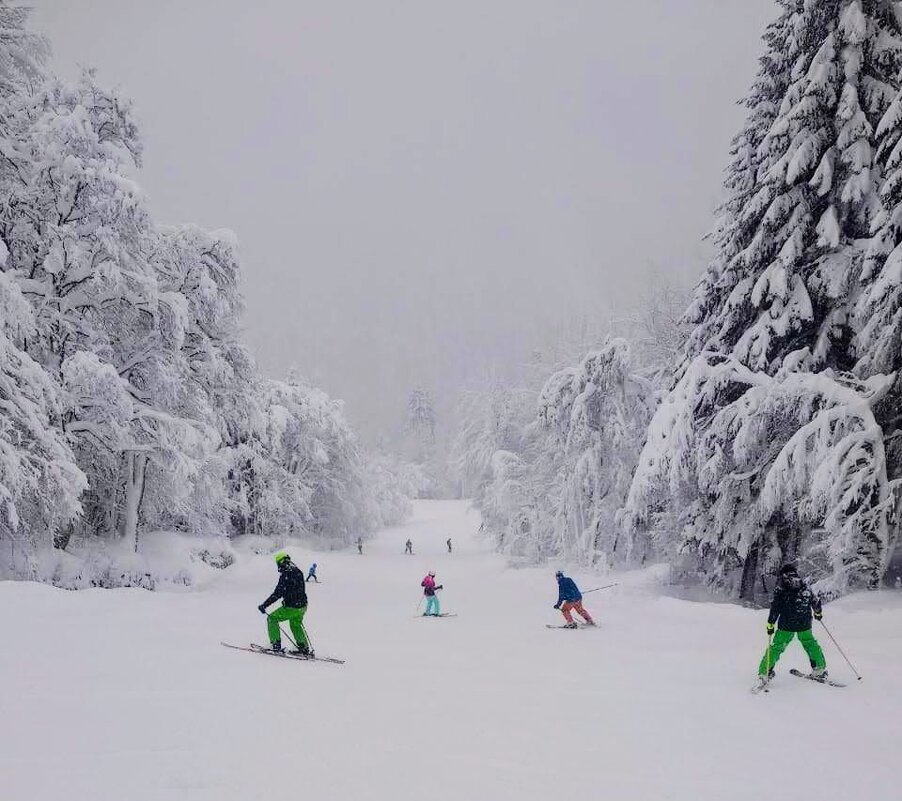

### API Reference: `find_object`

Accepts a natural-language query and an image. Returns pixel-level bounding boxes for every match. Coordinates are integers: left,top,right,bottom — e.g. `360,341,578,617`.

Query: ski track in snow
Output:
2,500,901,801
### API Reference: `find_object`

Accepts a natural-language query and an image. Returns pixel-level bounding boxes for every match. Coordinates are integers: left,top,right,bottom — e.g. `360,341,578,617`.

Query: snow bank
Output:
2,501,901,801
15,531,240,590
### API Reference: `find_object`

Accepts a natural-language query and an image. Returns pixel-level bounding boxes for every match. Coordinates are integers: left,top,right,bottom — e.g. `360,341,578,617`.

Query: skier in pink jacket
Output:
421,571,443,616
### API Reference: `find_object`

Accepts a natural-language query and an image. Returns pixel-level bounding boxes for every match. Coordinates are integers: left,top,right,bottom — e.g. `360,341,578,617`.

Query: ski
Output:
221,642,345,665
545,623,597,629
418,612,457,618
789,668,845,687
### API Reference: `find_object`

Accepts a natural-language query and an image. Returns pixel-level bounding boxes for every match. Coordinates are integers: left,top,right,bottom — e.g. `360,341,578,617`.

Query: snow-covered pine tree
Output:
404,387,436,461
627,1,902,598
855,58,902,573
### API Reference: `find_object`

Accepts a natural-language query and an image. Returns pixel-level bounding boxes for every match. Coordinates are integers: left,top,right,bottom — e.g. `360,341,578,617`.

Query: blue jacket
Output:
557,576,581,604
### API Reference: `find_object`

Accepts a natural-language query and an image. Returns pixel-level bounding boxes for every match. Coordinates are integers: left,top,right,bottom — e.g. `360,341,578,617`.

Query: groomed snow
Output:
2,500,900,801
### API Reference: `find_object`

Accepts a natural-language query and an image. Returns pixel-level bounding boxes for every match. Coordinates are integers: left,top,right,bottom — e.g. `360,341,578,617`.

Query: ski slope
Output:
2,500,901,801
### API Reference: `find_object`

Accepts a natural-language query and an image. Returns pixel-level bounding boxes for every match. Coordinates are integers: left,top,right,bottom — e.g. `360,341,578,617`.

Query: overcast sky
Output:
31,0,776,439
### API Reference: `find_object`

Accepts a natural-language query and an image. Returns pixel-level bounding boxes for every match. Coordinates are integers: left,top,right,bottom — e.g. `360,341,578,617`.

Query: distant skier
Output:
258,551,311,655
553,571,595,628
357,537,364,555
306,562,319,583
421,571,443,616
446,537,452,553
405,539,413,555
757,564,826,685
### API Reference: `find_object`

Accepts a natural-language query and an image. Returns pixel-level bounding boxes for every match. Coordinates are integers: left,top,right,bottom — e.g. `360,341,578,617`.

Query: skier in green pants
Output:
758,564,825,686
258,551,311,655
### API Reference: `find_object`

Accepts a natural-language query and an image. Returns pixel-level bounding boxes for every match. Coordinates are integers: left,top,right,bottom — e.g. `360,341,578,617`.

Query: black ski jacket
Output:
767,578,821,632
262,563,308,609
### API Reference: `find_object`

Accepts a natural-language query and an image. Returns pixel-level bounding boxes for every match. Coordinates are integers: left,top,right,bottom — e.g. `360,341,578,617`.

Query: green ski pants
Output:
266,605,308,648
759,628,825,675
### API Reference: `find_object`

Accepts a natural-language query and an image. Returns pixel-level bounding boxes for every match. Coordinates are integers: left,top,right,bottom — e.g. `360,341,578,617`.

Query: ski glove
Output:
554,603,561,610
766,623,775,636
813,611,823,621
436,585,444,590
258,604,268,615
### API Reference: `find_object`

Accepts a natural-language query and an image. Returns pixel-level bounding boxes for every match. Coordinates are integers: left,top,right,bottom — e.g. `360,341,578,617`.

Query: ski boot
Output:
563,621,578,629
270,641,283,653
811,667,828,681
292,643,313,658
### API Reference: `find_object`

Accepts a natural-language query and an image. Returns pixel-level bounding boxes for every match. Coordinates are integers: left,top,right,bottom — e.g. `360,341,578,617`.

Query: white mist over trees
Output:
0,5,410,585
455,0,902,600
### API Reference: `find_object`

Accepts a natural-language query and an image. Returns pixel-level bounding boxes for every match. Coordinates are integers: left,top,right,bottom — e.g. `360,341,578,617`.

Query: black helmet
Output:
555,570,564,579
779,563,802,588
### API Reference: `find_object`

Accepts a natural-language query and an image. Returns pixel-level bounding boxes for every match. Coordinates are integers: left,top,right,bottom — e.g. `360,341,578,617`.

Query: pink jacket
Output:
421,575,436,596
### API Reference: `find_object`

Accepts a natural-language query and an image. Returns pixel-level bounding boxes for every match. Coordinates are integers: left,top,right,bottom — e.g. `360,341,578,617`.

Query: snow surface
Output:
2,500,900,801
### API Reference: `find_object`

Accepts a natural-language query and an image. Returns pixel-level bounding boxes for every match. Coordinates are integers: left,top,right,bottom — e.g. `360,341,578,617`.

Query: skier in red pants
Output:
554,571,595,628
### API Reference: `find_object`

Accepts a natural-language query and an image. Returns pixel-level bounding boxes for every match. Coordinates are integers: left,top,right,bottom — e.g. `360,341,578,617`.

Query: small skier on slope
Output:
446,537,452,553
357,537,363,555
421,571,443,616
757,563,826,686
258,552,312,655
554,571,595,628
405,539,413,555
306,562,319,583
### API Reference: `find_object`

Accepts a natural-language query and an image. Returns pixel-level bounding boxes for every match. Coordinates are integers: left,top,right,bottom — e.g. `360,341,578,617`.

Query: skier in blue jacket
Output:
554,571,595,628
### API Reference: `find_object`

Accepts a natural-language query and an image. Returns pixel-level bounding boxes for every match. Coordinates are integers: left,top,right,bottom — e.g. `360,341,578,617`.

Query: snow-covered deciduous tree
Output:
362,452,416,529
0,3,47,99
462,340,657,566
249,376,372,543
535,340,657,565
450,385,532,499
0,5,414,583
0,252,85,572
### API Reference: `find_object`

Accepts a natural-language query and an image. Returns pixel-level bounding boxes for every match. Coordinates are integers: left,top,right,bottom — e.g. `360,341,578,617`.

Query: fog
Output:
31,0,776,439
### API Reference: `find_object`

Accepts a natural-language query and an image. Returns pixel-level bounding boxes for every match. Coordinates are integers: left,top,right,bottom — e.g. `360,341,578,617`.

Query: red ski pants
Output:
561,600,593,624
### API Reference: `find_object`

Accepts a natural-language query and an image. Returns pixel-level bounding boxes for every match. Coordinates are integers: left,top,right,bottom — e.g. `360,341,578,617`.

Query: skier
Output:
757,564,826,684
306,562,319,583
258,551,311,655
405,539,413,555
421,571,443,616
553,570,594,628
446,537,452,554
357,537,363,555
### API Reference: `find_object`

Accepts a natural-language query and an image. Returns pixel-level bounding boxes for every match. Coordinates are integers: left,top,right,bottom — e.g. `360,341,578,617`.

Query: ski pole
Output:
279,622,314,654
279,623,299,650
583,583,619,594
818,619,862,681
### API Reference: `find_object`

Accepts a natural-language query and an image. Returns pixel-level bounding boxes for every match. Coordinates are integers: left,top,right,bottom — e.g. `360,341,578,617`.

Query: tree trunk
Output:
739,538,761,604
122,452,148,553
53,522,74,550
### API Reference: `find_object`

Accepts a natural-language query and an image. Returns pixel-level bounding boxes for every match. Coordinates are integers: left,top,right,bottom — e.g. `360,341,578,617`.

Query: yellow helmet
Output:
273,550,290,565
